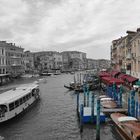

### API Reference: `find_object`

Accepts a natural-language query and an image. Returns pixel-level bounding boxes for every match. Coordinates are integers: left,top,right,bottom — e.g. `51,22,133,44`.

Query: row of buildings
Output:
0,41,110,78
111,28,140,78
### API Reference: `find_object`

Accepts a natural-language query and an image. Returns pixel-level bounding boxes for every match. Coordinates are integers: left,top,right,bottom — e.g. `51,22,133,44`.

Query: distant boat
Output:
53,72,61,75
0,82,40,123
64,82,83,92
40,72,52,76
111,113,140,140
70,71,75,74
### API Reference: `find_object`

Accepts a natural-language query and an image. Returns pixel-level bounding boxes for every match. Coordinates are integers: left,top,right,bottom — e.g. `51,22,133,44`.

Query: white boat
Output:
0,82,40,123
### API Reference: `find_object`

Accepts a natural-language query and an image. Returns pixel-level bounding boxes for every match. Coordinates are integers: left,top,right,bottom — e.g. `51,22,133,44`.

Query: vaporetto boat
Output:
0,82,40,123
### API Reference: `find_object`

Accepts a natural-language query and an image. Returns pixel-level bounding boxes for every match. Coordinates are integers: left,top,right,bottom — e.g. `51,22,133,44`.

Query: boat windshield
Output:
0,105,7,117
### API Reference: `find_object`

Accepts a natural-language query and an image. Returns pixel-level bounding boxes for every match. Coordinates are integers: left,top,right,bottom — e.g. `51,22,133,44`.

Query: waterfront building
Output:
110,28,140,78
98,59,111,70
111,30,136,73
61,51,87,71
6,42,24,78
87,59,99,70
129,28,140,78
53,52,63,70
0,41,24,78
33,51,62,72
0,41,6,74
23,51,34,73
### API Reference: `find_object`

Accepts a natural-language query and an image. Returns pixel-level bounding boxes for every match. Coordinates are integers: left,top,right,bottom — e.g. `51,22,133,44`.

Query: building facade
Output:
129,29,140,78
87,59,99,70
5,42,24,77
61,51,87,71
23,51,34,73
33,51,62,72
0,41,24,77
0,41,6,74
111,28,140,79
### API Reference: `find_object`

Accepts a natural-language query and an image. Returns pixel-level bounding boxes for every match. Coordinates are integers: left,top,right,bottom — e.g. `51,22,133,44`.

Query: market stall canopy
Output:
99,71,110,77
110,71,120,77
101,77,124,85
118,74,138,83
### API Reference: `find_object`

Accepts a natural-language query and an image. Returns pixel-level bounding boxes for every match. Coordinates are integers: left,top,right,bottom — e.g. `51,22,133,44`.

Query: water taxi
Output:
0,82,40,123
111,113,140,140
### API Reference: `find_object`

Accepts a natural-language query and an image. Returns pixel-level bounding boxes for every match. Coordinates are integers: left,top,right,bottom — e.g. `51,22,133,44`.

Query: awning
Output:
118,74,138,83
110,71,120,77
101,77,124,85
99,72,110,77
118,73,128,80
125,75,138,83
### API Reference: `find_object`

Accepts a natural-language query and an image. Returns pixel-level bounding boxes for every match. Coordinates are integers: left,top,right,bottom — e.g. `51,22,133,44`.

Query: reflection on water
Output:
0,74,121,140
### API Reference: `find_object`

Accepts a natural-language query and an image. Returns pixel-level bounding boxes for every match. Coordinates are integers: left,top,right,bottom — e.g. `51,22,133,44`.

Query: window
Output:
19,98,23,105
9,102,15,111
15,100,19,108
23,96,26,103
2,49,4,55
29,93,32,98
26,94,29,100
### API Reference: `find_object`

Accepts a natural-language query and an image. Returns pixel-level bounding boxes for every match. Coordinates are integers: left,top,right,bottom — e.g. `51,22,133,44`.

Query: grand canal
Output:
0,73,121,140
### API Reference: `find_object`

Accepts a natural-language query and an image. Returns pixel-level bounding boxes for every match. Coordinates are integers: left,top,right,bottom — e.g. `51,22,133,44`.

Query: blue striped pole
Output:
139,104,140,118
135,89,138,118
130,90,135,117
109,85,112,98
80,104,84,132
83,84,86,107
118,85,123,107
91,93,94,123
96,98,100,140
87,84,89,107
136,101,138,118
107,85,110,97
128,92,131,116
113,83,117,101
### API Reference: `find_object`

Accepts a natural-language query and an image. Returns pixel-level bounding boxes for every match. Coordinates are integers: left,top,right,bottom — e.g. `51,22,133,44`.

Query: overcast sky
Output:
0,0,140,59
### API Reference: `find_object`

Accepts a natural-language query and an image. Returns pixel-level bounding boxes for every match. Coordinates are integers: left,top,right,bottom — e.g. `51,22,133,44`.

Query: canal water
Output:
0,74,121,140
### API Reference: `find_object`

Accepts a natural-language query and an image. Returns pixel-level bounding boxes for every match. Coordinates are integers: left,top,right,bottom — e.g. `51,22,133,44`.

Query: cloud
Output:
0,0,140,59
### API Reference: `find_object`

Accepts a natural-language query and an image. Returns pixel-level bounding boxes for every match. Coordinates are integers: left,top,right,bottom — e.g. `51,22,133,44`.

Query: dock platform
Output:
78,107,106,123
